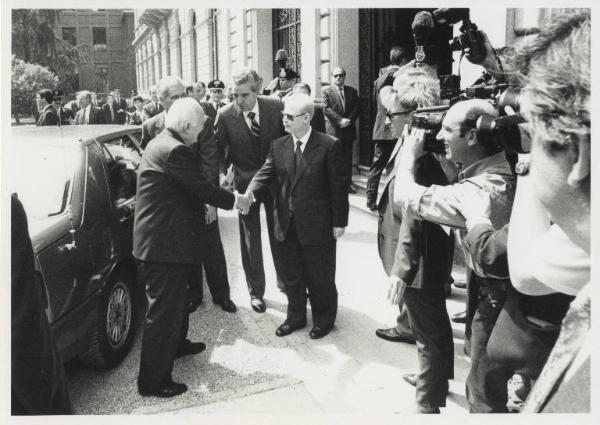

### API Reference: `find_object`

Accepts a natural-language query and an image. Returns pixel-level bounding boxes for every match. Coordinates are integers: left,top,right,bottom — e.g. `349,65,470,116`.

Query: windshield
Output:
10,144,79,221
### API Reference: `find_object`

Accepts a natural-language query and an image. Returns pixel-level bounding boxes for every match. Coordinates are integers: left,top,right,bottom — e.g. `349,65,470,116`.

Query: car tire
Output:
79,267,136,369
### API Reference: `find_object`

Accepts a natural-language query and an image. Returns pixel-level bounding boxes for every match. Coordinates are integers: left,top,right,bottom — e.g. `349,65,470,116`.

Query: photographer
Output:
393,97,515,412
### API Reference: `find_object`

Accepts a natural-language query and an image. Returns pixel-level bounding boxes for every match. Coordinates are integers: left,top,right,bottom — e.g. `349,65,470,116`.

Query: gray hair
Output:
165,97,204,137
513,10,590,153
157,76,184,101
379,66,440,111
231,68,263,92
77,90,92,101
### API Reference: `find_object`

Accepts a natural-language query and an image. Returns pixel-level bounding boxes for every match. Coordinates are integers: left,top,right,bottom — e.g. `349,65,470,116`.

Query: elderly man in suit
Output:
245,93,348,339
322,66,360,193
141,76,186,148
134,97,250,398
215,68,286,313
74,91,105,125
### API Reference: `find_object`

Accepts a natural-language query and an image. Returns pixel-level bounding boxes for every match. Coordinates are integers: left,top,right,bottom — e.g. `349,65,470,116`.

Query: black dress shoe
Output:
250,297,266,313
139,381,188,398
451,310,467,324
217,298,237,313
176,340,206,358
375,328,417,344
309,325,332,339
275,320,307,337
403,373,418,387
453,280,467,289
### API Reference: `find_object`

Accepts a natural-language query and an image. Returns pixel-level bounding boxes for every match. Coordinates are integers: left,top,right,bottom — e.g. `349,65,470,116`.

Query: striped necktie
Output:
247,111,261,137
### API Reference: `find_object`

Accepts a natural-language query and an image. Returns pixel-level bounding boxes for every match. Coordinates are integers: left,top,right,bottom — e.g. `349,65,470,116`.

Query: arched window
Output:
190,10,198,81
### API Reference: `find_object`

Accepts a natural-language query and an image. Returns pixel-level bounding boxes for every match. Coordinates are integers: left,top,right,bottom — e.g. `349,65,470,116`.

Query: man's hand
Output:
449,189,492,231
333,227,345,239
205,205,217,224
387,275,407,305
234,191,251,215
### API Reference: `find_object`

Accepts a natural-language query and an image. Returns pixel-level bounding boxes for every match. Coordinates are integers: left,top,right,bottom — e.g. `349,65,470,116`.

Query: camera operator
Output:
379,66,456,414
393,97,515,412
507,10,590,413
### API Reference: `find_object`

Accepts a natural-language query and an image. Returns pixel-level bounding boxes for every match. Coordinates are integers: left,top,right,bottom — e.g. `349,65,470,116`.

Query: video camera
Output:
409,105,449,154
434,8,488,64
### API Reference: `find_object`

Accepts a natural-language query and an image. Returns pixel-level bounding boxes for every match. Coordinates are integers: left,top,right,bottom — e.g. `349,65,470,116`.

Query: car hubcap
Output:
106,281,131,349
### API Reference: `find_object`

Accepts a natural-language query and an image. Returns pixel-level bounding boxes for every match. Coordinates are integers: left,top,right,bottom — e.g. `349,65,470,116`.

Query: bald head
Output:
446,98,498,135
282,93,314,138
157,76,186,111
285,93,315,118
165,97,206,145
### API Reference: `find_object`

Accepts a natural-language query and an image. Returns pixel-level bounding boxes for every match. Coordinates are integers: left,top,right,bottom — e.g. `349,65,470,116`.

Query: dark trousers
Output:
238,191,284,297
366,140,395,203
137,261,191,390
188,219,230,304
278,219,338,328
404,287,454,409
466,282,509,413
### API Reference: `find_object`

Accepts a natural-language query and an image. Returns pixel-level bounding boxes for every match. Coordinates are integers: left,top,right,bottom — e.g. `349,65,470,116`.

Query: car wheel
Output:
79,268,136,368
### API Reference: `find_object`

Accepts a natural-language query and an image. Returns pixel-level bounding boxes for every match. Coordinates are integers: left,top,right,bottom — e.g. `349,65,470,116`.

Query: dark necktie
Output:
82,108,87,124
338,87,345,112
293,140,303,179
247,111,261,138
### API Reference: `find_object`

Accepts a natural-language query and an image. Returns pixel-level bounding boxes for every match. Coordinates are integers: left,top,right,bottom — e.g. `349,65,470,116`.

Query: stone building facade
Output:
56,9,136,97
132,7,572,169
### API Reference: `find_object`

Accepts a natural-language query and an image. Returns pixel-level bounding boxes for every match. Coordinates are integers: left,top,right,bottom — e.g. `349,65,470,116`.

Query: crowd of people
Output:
14,9,590,415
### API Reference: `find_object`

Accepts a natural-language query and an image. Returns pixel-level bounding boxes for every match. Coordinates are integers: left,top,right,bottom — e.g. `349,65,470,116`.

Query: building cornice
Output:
132,9,171,48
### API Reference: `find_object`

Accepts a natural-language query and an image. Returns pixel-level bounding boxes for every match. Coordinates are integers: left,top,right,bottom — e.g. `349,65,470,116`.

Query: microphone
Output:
412,11,435,64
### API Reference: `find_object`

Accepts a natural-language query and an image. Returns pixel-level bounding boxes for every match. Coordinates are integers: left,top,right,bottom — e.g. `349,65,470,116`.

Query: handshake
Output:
234,190,256,215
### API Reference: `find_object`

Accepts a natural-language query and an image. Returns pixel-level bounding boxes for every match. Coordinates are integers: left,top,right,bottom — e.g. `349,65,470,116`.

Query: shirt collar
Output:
458,151,510,181
293,127,312,146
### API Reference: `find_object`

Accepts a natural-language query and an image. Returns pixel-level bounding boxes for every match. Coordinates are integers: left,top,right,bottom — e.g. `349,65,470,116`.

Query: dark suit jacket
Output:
311,105,326,133
215,96,285,193
321,84,359,142
74,106,106,124
112,97,128,124
102,103,118,124
141,111,165,148
133,129,235,264
36,105,59,126
199,101,217,120
247,130,348,246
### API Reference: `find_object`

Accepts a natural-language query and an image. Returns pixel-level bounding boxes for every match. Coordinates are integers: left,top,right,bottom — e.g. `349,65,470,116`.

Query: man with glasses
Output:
244,93,348,339
215,68,286,313
322,67,359,193
141,76,185,148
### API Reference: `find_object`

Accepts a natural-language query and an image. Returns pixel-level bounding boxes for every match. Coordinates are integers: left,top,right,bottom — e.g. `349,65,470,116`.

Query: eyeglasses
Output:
281,112,308,121
333,74,345,78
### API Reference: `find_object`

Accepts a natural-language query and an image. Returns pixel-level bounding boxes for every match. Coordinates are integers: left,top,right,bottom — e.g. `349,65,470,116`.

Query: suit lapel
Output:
233,103,261,162
283,135,295,184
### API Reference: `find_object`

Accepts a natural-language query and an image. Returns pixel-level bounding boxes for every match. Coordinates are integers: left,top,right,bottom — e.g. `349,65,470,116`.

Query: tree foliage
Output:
12,9,89,93
11,55,59,117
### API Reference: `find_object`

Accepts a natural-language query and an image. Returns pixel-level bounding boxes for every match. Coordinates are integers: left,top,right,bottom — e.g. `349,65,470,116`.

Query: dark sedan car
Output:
9,125,143,368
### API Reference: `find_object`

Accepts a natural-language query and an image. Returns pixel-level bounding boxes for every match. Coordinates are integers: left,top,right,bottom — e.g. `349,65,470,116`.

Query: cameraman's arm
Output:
466,30,505,82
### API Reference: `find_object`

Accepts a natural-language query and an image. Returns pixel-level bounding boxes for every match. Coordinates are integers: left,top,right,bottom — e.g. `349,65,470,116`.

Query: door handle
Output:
59,229,77,252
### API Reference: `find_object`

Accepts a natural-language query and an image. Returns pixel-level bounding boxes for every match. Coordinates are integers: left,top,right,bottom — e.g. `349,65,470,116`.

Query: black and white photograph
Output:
2,0,595,421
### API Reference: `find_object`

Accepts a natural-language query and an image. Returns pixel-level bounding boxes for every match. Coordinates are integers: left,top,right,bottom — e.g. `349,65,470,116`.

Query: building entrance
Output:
357,8,453,167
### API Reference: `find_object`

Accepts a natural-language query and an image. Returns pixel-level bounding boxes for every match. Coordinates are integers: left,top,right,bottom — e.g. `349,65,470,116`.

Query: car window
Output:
9,144,78,220
101,136,141,203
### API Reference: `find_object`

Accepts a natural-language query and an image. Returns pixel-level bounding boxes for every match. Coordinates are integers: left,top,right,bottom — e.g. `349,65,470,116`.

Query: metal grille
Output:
272,9,301,77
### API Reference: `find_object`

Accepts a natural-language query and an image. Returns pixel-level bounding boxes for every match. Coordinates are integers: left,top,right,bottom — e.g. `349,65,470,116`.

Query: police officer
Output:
36,89,59,126
272,68,299,100
207,79,227,111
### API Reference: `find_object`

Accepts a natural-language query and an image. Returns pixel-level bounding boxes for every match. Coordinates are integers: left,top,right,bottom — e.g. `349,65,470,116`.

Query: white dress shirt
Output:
292,127,312,153
242,101,260,130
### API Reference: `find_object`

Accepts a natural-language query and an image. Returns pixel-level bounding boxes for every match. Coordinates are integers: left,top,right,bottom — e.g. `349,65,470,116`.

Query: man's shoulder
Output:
312,130,339,146
258,95,283,110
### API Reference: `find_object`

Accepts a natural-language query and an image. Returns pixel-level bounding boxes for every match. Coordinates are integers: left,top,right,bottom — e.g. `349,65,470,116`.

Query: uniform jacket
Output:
74,105,106,125
215,96,285,193
133,129,235,264
247,130,349,246
321,84,359,142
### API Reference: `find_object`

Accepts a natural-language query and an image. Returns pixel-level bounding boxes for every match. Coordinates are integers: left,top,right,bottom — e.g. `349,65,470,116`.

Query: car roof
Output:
10,125,141,147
